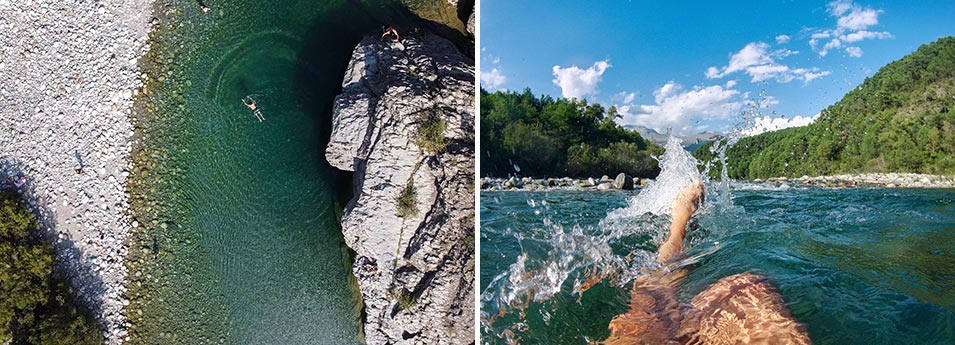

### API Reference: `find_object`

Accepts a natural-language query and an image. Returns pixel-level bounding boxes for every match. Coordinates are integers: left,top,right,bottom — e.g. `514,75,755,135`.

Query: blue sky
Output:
480,0,955,135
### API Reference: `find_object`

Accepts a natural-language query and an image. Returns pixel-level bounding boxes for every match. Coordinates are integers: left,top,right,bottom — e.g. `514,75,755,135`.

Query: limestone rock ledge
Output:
326,33,474,344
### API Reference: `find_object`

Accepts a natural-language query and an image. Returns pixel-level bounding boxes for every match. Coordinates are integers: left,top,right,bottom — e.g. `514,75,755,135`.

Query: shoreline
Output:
0,0,155,343
481,174,648,191
481,173,955,191
753,173,955,189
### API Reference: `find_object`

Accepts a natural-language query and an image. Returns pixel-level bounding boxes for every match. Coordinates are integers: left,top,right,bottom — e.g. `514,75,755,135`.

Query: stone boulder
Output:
325,33,474,345
613,173,634,190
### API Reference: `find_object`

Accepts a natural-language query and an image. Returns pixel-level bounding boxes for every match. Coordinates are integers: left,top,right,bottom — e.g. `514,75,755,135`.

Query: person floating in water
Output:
242,96,265,122
382,26,400,42
197,1,210,13
603,181,811,344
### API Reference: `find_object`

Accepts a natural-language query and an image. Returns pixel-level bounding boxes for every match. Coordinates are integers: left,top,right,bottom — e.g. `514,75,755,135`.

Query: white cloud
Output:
828,0,852,16
617,81,742,134
481,68,507,90
707,42,827,84
813,1,891,57
552,60,611,99
776,35,791,44
743,113,820,136
841,30,891,43
747,64,791,82
705,66,721,79
614,91,636,104
792,68,832,82
706,42,774,79
836,7,881,31
845,46,863,57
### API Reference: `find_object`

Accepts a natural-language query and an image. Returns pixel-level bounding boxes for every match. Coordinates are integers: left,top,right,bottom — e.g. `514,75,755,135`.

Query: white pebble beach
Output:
0,0,154,343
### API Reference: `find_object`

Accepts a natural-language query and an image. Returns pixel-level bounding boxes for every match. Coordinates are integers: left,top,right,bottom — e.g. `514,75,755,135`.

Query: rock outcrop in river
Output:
326,33,474,344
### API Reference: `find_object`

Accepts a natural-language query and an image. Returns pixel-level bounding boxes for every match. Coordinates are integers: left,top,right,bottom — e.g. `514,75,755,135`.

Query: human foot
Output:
672,180,704,220
657,180,704,264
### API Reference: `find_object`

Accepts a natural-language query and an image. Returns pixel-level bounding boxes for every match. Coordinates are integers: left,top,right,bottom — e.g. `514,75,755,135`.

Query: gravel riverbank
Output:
764,173,955,188
481,173,955,191
0,0,154,343
481,174,647,191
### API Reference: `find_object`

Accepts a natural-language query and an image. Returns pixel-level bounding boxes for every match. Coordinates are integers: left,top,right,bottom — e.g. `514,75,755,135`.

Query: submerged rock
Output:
326,33,474,345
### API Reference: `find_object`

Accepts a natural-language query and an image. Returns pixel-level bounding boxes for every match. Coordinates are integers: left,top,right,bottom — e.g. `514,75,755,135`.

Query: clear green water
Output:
124,0,453,343
480,187,955,344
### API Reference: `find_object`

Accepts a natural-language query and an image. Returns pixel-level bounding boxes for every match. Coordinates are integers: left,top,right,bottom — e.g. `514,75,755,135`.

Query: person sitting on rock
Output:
242,96,265,122
603,181,811,344
382,26,400,42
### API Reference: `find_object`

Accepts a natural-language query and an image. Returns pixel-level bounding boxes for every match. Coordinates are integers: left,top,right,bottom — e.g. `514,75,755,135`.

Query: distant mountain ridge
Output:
623,125,723,152
694,36,955,179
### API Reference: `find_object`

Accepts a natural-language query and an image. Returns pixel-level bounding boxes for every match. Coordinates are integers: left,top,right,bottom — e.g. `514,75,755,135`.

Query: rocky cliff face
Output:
326,33,474,344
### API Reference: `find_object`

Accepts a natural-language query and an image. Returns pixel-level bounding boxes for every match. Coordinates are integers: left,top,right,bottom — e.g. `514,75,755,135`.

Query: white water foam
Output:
607,135,704,218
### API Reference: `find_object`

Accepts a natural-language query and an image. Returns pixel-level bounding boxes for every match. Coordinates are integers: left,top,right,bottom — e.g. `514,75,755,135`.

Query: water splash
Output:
481,136,708,339
481,91,799,342
704,89,777,201
607,135,704,218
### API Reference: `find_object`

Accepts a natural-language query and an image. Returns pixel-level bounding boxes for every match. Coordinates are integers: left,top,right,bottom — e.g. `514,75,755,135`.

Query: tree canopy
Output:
695,36,955,179
1,192,102,344
481,88,662,178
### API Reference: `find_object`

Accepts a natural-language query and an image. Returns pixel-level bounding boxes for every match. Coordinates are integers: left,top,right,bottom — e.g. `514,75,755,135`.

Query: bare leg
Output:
677,273,812,344
657,180,704,264
603,181,704,343
607,181,811,344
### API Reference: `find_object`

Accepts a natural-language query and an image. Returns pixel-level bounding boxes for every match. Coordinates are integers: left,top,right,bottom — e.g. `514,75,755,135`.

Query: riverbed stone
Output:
614,173,634,190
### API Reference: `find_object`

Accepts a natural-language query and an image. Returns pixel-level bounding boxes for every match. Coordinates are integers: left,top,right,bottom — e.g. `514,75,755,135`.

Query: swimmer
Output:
382,26,400,42
198,1,210,12
603,181,811,344
242,96,265,122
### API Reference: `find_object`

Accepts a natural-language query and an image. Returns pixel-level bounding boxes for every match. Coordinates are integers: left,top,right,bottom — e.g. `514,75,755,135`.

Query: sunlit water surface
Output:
480,185,955,344
126,0,442,343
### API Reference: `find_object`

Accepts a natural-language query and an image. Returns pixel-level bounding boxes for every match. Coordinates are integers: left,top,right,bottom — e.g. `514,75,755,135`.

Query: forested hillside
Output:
481,89,662,178
696,36,955,179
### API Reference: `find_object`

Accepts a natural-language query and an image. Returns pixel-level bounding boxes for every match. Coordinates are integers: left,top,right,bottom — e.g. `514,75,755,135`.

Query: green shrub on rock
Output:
0,192,102,344
396,181,418,218
417,110,448,155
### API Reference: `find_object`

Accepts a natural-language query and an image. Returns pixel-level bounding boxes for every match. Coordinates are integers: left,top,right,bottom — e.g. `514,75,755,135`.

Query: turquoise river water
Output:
480,185,955,344
124,0,457,343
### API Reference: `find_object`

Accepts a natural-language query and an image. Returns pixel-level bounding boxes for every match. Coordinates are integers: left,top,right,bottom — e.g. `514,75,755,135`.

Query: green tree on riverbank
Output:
1,192,102,344
481,88,662,177
695,36,955,179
